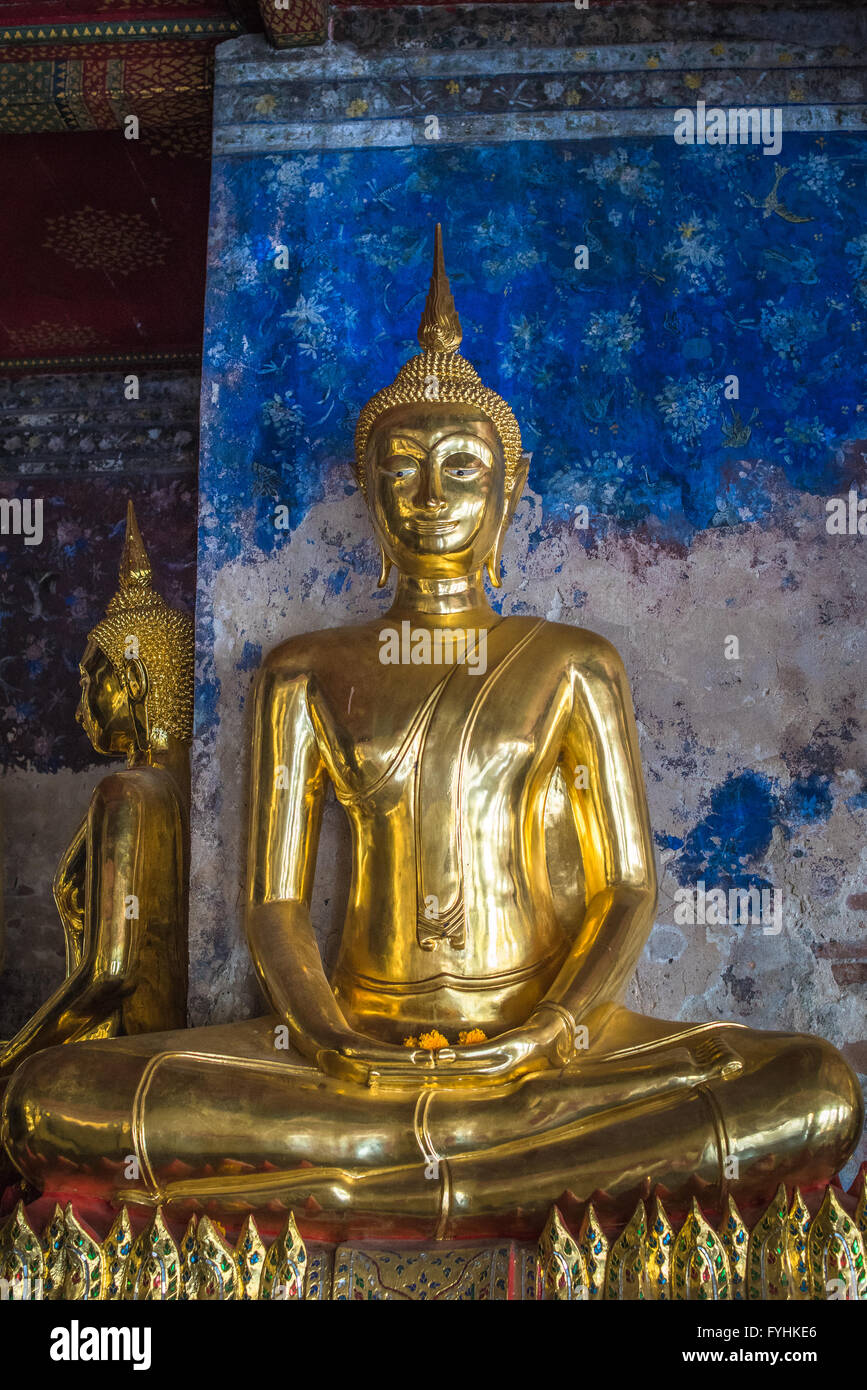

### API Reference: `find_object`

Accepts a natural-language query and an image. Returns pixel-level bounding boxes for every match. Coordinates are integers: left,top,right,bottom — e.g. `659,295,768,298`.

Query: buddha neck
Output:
388,569,495,622
127,738,190,798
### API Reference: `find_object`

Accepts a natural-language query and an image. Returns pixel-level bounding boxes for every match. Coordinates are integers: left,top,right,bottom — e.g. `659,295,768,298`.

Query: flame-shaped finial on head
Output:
118,500,153,594
354,220,523,500
417,223,463,354
89,501,196,745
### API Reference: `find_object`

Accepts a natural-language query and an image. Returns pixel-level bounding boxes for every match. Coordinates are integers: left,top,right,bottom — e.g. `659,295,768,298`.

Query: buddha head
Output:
354,225,529,588
77,502,195,758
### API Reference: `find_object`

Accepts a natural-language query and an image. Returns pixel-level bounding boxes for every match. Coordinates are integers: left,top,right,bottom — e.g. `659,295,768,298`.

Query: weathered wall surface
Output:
192,7,867,1179
0,370,198,1036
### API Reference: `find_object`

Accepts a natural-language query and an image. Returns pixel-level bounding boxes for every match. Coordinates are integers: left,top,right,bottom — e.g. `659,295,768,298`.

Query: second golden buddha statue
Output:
2,229,862,1240
0,504,192,1085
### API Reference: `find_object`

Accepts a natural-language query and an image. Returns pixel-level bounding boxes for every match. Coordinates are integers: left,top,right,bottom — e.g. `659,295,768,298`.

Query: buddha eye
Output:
443,454,483,480
383,455,418,480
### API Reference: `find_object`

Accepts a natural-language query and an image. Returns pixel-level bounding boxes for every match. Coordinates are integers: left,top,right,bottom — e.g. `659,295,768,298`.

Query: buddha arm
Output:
535,636,657,1032
53,816,87,974
245,661,406,1064
0,776,145,1078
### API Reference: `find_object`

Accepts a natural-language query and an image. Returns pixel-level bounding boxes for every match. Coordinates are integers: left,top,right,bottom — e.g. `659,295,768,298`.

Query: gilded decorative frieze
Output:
1,1179,865,1300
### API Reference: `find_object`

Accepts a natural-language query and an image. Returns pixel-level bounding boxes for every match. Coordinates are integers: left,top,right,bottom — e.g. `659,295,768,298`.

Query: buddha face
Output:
367,402,506,579
76,639,138,756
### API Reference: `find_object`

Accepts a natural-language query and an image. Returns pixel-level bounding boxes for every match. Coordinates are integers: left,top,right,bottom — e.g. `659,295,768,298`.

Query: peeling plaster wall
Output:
0,769,95,1035
190,6,864,1182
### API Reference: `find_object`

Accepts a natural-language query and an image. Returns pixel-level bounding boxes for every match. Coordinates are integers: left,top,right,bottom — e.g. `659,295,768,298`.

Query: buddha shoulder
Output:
534,620,630,690
255,622,390,688
87,766,183,823
254,620,631,697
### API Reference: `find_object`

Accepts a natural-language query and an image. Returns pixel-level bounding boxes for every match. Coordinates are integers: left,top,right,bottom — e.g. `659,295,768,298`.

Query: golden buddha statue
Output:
0,503,192,1089
2,231,862,1241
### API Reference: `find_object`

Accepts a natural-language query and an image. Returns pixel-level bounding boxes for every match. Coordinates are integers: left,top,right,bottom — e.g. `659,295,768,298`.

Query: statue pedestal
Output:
3,1171,864,1300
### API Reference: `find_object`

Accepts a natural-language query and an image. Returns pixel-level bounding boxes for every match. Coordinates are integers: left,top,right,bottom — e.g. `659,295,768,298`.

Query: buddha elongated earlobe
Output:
486,457,529,588
485,500,513,587
124,656,151,753
377,546,393,589
485,532,505,589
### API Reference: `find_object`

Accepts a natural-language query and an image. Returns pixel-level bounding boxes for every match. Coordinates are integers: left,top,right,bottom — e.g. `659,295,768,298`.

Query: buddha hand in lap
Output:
2,228,862,1238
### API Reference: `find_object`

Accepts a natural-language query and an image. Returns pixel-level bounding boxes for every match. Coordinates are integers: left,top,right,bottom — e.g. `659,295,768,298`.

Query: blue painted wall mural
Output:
202,134,867,558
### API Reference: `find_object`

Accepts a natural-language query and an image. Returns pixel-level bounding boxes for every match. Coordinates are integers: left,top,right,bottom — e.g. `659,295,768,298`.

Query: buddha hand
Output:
316,1032,506,1088
429,1005,576,1084
317,1007,575,1088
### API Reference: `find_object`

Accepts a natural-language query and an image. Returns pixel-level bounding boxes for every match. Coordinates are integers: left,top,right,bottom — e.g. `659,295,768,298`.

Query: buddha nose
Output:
418,461,446,512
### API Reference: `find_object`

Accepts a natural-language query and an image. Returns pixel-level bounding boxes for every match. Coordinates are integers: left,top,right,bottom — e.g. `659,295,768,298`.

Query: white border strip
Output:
215,104,867,155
